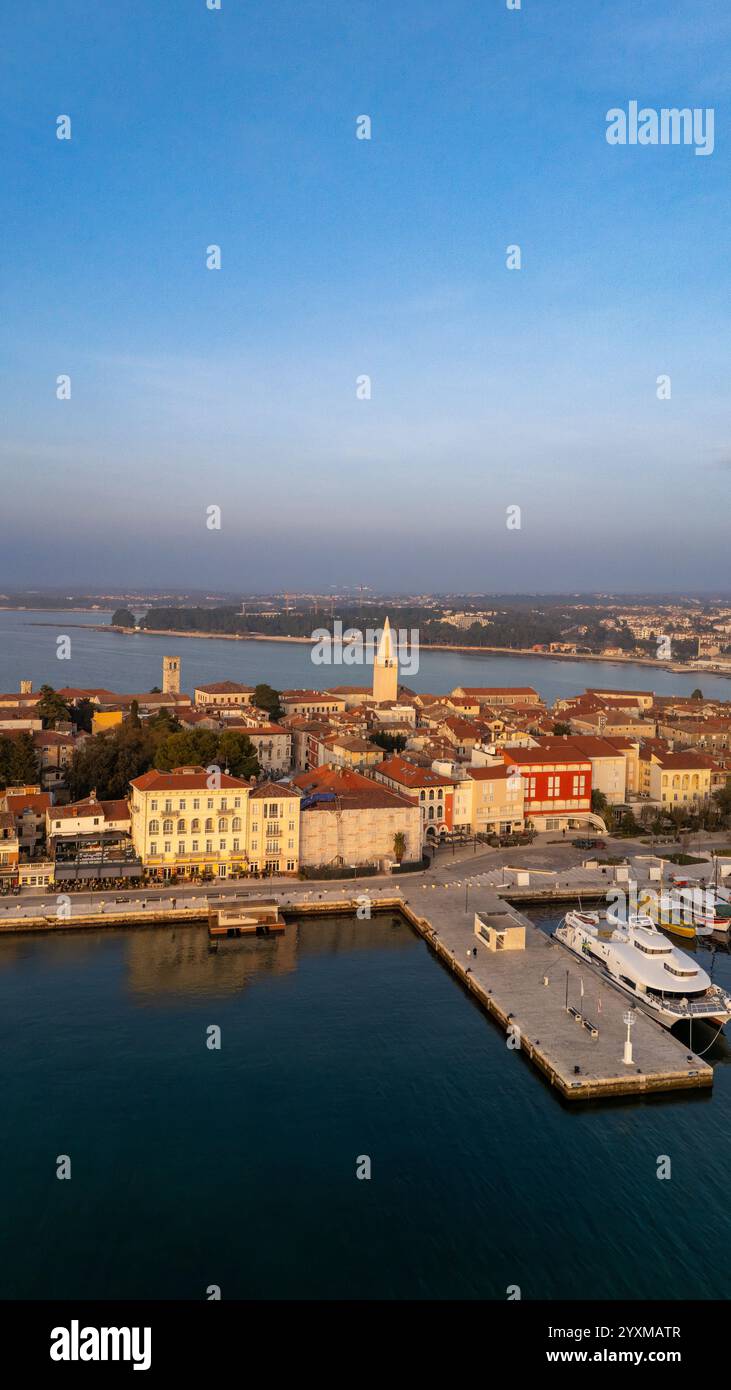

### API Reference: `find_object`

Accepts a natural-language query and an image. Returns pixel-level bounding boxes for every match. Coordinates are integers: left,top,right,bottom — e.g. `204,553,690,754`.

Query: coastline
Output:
24,620,730,681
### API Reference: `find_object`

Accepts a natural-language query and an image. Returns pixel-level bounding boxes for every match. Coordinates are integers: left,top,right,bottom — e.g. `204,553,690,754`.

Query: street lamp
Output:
622,1009,636,1065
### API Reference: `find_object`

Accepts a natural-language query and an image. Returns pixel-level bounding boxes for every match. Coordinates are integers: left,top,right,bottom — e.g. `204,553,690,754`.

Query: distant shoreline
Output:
23,620,731,682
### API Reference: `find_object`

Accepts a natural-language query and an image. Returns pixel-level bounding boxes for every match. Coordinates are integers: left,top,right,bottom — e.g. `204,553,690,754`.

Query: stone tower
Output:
19,679,33,695
372,617,398,703
162,656,180,697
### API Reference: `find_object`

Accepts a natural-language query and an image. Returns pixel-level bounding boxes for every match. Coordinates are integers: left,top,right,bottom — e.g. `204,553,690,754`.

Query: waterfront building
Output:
649,751,713,807
46,793,131,844
372,617,399,704
1,789,52,855
452,765,525,836
246,781,301,875
293,766,421,868
129,766,252,880
500,748,598,832
0,811,20,881
534,735,628,805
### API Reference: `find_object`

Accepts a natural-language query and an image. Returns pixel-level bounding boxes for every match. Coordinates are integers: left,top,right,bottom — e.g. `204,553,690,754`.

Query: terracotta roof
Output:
376,755,457,789
249,780,301,799
194,681,254,694
131,766,250,791
5,792,52,813
292,765,414,811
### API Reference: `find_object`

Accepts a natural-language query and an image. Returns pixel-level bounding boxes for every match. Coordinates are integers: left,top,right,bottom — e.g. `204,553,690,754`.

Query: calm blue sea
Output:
0,909,730,1300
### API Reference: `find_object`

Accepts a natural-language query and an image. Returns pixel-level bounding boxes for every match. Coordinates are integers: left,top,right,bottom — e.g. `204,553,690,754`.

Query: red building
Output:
501,747,594,831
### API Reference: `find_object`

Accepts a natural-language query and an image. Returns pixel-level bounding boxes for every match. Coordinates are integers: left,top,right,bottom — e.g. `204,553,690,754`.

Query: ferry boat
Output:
637,889,715,939
555,910,731,1029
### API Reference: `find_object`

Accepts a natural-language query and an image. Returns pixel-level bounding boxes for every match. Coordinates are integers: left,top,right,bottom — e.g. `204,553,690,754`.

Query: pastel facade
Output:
130,766,252,879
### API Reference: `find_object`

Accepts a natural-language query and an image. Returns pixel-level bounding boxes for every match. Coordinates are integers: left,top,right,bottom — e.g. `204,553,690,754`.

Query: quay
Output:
0,878,715,1102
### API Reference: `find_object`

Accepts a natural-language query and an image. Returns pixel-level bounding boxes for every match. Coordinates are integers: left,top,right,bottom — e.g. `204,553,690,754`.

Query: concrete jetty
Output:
0,878,716,1101
399,885,713,1101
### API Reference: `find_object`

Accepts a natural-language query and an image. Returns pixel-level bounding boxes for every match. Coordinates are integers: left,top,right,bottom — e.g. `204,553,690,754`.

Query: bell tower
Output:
163,656,180,696
372,617,398,703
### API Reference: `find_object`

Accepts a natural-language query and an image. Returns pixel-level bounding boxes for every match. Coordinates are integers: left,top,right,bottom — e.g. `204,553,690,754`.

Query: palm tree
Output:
393,831,407,864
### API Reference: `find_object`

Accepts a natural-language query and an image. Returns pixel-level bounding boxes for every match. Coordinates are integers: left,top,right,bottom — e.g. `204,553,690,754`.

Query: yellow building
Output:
91,709,124,735
129,766,252,880
453,766,525,835
0,811,19,881
246,782,301,874
650,752,713,808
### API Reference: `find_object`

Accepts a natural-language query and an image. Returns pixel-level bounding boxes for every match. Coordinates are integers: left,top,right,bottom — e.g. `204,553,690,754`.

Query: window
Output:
150,842,157,854
286,860,296,872
251,840,258,850
149,820,159,834
234,797,241,808
192,840,199,852
206,840,213,853
218,818,227,832
232,817,241,831
151,800,158,811
165,800,172,813
177,819,186,833
207,798,213,809
233,839,240,851
191,818,200,832
288,838,294,849
178,842,185,855
164,841,171,853
219,840,227,850
193,798,200,810
205,818,213,832
163,819,173,834
179,800,186,811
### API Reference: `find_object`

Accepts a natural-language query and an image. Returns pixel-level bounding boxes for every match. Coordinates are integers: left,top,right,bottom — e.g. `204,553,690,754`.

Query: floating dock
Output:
208,897,285,938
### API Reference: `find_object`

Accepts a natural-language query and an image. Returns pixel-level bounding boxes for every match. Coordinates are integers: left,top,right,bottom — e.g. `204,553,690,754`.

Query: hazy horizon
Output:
4,1,730,589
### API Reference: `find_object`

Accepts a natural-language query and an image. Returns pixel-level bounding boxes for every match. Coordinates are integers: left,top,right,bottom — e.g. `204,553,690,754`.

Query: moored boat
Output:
555,910,731,1030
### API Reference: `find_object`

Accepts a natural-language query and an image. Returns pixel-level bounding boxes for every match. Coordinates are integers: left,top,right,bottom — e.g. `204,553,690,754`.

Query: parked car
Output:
572,837,605,850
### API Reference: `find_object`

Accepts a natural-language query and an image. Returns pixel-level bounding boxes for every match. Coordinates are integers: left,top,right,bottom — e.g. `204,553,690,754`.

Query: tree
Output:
154,729,219,772
370,731,406,754
251,684,284,722
552,722,572,736
129,699,141,729
9,732,40,785
71,697,94,733
111,608,136,628
37,684,72,729
393,831,407,864
691,688,703,700
217,731,259,780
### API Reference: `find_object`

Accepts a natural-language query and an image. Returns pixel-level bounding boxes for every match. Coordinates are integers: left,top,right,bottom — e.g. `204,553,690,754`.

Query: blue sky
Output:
2,0,730,591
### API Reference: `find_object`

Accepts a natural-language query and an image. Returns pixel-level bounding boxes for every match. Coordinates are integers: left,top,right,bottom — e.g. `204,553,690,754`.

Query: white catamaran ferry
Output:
554,910,731,1030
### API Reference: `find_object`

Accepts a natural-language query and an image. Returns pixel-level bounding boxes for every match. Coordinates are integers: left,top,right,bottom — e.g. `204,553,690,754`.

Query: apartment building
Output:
246,782,301,874
501,748,596,831
129,766,252,879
